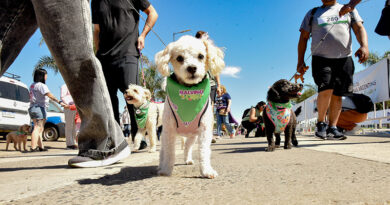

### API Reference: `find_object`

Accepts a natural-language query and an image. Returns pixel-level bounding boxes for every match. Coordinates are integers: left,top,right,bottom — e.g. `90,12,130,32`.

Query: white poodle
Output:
155,35,225,178
124,84,164,153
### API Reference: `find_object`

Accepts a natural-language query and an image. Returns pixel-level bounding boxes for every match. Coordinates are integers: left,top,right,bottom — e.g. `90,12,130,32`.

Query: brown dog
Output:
6,124,31,151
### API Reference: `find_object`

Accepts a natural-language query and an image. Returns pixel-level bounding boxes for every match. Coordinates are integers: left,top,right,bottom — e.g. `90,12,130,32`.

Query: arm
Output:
297,29,310,73
93,24,100,52
352,21,369,63
339,0,362,16
46,92,67,107
226,99,232,113
138,5,158,50
248,108,257,123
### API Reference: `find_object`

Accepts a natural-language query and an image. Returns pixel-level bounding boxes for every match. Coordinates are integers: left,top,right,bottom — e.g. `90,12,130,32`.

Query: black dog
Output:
263,79,303,152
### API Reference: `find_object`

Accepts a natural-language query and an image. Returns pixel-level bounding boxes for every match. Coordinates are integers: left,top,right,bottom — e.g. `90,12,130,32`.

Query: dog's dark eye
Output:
134,89,138,93
176,55,184,63
198,54,204,60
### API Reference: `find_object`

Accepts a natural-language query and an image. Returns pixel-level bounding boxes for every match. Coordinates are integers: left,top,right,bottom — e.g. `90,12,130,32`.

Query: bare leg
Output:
317,89,333,122
328,95,342,127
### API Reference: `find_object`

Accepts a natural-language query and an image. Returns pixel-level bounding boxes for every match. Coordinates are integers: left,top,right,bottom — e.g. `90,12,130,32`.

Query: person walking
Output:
241,101,266,138
92,0,158,139
121,106,131,139
28,69,67,152
61,84,78,150
297,0,369,140
1,0,132,167
216,85,235,138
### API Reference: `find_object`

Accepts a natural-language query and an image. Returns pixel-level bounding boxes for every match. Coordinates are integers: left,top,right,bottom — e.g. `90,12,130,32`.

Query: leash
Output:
125,0,167,47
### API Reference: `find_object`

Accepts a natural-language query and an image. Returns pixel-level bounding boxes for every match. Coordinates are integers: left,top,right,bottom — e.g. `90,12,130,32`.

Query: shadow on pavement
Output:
217,146,266,154
77,165,158,186
0,164,68,172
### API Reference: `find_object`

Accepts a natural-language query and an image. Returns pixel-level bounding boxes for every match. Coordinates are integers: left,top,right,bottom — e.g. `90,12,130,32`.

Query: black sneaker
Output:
327,127,347,140
139,140,148,150
315,122,328,140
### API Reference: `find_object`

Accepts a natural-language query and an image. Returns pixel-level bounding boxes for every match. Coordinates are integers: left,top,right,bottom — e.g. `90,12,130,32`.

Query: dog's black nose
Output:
187,66,197,75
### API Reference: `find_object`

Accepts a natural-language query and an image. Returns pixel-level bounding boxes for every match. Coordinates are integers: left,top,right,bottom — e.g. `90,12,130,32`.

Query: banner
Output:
353,58,390,103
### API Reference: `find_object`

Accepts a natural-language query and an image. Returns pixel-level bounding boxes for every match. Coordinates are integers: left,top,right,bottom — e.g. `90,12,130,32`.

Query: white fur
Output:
124,84,164,153
154,35,225,179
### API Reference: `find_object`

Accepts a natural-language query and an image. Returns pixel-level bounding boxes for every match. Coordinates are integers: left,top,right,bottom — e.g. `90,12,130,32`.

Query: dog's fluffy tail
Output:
294,106,302,117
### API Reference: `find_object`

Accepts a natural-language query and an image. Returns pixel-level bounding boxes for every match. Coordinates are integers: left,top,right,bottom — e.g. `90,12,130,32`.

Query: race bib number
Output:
318,15,348,26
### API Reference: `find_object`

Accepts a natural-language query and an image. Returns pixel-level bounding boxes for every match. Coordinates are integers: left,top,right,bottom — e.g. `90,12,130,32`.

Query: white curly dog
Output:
155,35,225,178
124,84,164,153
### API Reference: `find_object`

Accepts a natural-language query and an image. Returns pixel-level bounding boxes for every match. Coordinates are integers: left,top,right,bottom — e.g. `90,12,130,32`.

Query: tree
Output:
138,55,166,101
34,55,59,74
362,50,390,67
293,84,317,104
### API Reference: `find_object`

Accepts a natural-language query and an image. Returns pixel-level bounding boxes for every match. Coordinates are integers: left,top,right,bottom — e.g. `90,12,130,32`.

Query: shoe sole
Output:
327,135,347,140
69,146,131,168
315,132,327,140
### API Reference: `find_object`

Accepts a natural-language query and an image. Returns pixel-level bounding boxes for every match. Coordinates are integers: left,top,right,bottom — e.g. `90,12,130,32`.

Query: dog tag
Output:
136,109,141,115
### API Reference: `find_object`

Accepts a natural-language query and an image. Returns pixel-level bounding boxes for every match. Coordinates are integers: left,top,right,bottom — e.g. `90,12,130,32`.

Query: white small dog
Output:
155,35,224,178
124,84,164,153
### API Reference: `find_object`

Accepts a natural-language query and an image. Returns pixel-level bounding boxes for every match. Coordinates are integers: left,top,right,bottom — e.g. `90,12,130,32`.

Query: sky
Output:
6,0,390,123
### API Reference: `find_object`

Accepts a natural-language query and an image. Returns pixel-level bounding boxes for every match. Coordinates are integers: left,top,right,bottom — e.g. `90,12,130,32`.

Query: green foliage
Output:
138,55,166,101
362,50,390,67
293,84,317,104
34,55,59,74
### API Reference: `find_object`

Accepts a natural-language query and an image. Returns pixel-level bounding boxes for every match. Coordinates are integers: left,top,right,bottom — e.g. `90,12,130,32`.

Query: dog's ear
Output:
144,89,152,101
267,87,280,102
155,43,174,77
203,40,225,76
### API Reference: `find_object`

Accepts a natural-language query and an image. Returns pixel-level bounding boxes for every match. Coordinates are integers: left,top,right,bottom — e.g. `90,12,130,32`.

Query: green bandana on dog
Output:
166,74,210,133
266,101,292,133
134,101,150,129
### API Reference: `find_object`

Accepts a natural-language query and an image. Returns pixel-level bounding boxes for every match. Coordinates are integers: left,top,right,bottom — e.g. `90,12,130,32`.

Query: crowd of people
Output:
0,0,388,168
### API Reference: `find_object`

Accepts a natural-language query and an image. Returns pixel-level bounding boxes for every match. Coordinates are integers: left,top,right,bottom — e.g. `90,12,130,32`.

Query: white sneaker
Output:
68,146,131,168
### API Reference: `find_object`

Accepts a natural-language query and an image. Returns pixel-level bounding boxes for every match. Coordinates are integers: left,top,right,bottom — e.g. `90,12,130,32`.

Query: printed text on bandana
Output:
179,90,204,101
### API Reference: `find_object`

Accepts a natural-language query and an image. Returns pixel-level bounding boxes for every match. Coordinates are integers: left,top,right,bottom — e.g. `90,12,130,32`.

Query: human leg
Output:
328,95,342,127
0,0,38,74
31,0,128,164
118,56,139,138
216,113,223,137
222,115,235,137
241,121,256,138
64,109,77,146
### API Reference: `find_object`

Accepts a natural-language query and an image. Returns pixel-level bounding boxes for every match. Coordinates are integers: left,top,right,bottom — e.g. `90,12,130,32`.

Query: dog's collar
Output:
134,101,150,129
166,74,210,132
16,131,27,135
170,73,207,87
266,101,292,133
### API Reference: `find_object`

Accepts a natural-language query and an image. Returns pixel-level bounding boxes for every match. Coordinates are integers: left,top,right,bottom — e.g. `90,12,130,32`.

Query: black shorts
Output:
210,85,217,103
312,56,354,96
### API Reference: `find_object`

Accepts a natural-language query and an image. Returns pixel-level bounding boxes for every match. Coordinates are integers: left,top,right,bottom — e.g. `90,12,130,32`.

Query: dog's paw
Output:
292,140,298,147
185,160,194,165
148,148,156,153
201,168,218,179
266,145,275,152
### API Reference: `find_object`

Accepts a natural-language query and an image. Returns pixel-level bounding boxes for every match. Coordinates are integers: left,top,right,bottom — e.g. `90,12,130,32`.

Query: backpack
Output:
350,93,374,113
242,108,251,119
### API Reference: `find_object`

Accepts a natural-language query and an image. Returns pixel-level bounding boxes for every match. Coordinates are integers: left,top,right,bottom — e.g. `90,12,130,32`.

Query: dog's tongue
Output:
297,92,302,96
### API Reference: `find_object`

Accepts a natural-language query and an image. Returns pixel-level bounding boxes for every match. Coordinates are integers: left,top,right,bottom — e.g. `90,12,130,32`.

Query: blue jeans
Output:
216,113,234,136
0,0,127,160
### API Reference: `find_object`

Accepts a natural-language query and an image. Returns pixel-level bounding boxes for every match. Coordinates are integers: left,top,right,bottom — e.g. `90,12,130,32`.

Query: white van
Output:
0,74,30,135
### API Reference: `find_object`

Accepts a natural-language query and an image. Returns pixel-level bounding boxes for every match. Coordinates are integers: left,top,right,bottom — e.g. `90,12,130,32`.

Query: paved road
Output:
0,135,389,204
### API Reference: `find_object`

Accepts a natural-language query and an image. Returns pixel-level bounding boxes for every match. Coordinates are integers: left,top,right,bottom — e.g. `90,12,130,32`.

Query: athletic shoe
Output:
68,146,131,168
38,147,48,152
327,127,347,140
139,140,148,150
315,122,328,140
66,145,78,150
